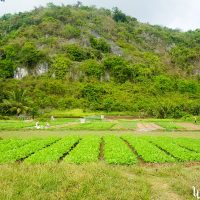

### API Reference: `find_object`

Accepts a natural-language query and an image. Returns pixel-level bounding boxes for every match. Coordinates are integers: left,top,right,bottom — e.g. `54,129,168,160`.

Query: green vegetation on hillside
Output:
0,3,200,118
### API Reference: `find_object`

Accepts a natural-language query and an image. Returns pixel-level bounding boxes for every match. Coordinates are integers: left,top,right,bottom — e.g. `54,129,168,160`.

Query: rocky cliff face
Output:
14,63,49,79
14,67,29,79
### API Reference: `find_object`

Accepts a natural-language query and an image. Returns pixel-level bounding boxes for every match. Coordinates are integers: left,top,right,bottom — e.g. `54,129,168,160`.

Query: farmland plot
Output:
0,136,200,165
0,137,59,164
64,136,101,164
174,138,200,153
146,137,200,162
104,135,137,164
122,136,175,163
0,139,12,145
25,136,80,164
0,139,32,153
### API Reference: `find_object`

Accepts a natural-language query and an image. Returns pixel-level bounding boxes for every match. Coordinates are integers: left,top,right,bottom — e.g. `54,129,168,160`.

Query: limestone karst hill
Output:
0,3,200,118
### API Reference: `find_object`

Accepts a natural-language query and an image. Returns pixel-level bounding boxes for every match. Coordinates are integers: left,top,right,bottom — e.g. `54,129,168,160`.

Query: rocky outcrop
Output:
14,63,49,79
14,67,29,79
109,41,123,56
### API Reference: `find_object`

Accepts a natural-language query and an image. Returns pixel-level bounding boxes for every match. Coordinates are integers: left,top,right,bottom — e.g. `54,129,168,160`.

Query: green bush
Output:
80,59,104,79
112,7,127,22
170,46,198,68
90,37,111,53
154,75,174,92
19,42,45,68
65,45,92,61
177,79,199,94
62,24,81,39
50,55,72,79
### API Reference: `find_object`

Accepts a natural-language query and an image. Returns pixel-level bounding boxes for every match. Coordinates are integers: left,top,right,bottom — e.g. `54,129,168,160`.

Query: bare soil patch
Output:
176,123,200,131
136,123,164,132
105,116,137,120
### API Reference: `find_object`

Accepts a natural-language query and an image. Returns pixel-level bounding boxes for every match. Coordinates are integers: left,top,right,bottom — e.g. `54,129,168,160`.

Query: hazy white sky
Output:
0,0,200,31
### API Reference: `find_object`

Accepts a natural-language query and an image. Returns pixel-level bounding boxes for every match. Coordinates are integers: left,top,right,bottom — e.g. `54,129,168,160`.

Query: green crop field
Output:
1,118,199,132
1,130,200,200
1,135,200,165
0,118,79,131
0,120,200,200
154,121,184,131
61,121,116,130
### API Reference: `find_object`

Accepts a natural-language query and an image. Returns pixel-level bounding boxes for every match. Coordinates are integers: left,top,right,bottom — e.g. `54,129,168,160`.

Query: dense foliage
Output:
0,3,200,118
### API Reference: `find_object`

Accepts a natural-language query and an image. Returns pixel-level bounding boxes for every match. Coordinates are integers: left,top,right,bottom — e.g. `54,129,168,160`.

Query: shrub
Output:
65,45,92,61
80,59,104,79
90,37,111,53
50,55,72,79
112,7,127,22
62,24,81,39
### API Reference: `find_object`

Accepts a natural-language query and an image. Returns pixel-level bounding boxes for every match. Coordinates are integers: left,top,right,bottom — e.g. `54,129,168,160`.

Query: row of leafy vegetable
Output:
145,137,200,161
1,136,200,164
0,137,59,163
104,135,137,164
64,136,101,164
25,136,80,164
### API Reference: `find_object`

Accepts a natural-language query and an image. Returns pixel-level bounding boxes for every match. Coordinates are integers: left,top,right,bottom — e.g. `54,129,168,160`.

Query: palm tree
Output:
9,88,28,104
2,89,29,116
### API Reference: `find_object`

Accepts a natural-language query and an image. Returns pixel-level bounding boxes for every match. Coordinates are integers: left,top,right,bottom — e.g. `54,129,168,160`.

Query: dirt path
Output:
105,116,137,120
136,123,164,132
176,123,200,131
149,123,165,130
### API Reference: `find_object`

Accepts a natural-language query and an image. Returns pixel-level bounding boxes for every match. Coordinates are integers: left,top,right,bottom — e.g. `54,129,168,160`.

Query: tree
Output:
154,75,173,92
0,59,15,78
65,44,92,61
62,24,81,39
1,89,29,116
170,46,198,68
104,56,132,83
112,7,127,22
75,1,83,8
90,37,111,53
177,79,199,94
19,42,45,68
50,55,72,79
80,59,104,79
0,43,20,78
29,106,39,119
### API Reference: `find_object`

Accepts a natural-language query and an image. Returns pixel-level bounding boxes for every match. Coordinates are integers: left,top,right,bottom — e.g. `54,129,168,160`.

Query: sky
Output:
0,0,200,31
